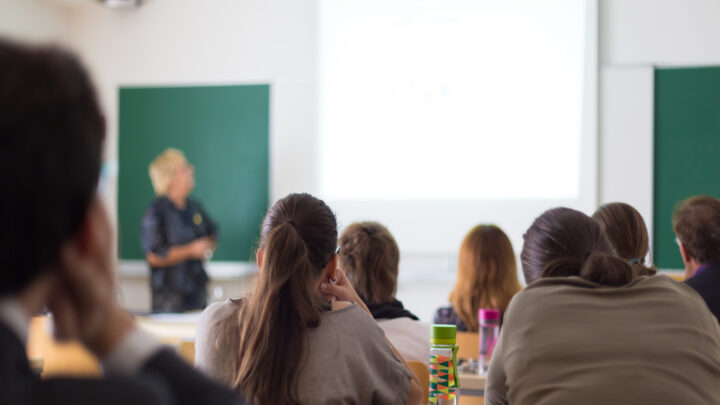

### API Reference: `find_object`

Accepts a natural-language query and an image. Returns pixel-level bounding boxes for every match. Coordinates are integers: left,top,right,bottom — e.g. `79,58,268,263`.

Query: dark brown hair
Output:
0,39,103,296
521,207,637,286
673,195,720,265
592,202,657,275
339,221,399,305
227,193,337,404
449,225,521,332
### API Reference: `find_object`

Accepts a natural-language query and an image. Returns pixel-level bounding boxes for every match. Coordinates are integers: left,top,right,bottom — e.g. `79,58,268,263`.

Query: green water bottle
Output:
429,324,460,404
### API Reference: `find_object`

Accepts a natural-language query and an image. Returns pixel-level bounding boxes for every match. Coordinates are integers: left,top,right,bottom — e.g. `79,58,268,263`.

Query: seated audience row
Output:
4,37,720,405
195,194,423,404
485,207,720,405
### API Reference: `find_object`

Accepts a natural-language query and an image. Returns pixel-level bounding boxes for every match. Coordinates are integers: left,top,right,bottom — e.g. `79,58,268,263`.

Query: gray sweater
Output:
195,299,412,404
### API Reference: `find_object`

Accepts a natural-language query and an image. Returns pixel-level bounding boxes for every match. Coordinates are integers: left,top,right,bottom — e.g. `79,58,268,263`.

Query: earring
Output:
329,276,337,285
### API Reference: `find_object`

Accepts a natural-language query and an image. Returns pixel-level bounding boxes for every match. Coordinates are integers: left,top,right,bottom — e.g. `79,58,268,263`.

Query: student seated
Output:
434,225,521,331
592,202,657,275
674,195,720,320
0,39,243,405
338,221,430,364
194,194,423,404
485,207,720,405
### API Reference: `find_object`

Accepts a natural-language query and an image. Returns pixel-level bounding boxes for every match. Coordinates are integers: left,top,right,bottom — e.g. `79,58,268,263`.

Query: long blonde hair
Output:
449,225,521,331
220,193,337,404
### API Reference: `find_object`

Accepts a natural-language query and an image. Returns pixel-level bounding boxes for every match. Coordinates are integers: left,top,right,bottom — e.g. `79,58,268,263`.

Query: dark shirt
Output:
0,321,246,405
433,305,469,332
685,262,720,322
365,299,419,321
141,196,218,313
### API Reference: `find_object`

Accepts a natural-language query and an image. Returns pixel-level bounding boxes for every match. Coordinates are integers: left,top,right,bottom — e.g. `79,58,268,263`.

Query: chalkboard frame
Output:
117,84,270,263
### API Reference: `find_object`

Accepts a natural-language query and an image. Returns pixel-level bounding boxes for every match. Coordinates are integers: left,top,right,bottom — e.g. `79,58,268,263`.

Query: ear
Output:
72,197,105,257
678,240,693,264
64,196,113,277
256,249,264,269
323,254,338,281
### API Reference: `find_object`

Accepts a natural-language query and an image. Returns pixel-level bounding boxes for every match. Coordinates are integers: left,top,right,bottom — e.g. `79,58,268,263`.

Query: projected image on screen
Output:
319,0,587,200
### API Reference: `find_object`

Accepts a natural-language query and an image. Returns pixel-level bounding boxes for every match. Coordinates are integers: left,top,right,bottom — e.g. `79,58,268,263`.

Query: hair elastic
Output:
629,258,644,264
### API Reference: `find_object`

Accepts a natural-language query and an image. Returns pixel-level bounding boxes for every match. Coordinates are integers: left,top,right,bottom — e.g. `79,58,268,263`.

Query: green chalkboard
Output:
118,84,270,262
654,67,720,269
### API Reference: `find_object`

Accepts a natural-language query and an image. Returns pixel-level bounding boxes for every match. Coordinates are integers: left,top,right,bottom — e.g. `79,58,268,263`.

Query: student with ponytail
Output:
485,207,720,405
194,193,422,405
592,202,657,275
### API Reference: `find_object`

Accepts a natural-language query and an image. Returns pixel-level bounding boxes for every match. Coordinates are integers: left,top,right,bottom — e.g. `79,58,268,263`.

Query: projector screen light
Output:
317,0,598,254
96,0,142,8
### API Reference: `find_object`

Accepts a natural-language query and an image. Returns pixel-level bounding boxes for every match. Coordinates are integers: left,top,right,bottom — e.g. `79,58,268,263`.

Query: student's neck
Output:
166,192,187,210
685,260,703,279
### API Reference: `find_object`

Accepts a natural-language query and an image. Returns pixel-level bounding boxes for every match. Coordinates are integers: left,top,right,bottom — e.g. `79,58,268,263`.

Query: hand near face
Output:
319,267,371,315
47,197,133,356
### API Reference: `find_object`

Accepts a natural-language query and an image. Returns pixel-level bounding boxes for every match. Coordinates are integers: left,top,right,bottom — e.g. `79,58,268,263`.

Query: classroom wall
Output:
66,0,318,225
4,0,719,313
0,0,69,43
598,0,720,267
66,0,720,271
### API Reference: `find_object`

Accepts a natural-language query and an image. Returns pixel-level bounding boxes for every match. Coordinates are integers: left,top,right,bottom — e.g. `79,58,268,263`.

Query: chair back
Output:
407,361,429,405
456,332,479,360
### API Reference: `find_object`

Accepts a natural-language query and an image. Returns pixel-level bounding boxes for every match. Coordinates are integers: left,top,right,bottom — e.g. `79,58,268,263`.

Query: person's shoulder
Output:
433,305,456,320
378,317,430,334
186,197,207,211
686,264,720,289
198,299,241,330
322,302,382,334
144,197,169,215
432,305,469,331
640,273,701,296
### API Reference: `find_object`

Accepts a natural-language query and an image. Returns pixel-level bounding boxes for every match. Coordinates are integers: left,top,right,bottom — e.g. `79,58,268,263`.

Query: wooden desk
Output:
458,373,486,405
135,312,200,364
27,316,101,377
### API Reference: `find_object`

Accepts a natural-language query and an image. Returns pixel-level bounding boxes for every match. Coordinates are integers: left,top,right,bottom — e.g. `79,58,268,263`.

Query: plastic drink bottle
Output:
429,324,459,404
478,309,500,374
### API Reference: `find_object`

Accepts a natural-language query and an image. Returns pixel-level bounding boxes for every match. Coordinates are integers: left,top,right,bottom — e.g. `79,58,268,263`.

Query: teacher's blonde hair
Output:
149,148,186,196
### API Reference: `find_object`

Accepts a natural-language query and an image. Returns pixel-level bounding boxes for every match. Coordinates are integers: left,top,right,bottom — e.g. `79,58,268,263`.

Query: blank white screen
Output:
319,0,586,200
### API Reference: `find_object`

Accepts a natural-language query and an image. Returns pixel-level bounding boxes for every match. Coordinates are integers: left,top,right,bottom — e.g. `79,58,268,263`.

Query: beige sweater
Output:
485,275,720,405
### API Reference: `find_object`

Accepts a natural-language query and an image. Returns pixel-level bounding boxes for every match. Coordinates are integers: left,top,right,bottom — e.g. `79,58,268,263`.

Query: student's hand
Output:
48,198,134,357
319,268,371,315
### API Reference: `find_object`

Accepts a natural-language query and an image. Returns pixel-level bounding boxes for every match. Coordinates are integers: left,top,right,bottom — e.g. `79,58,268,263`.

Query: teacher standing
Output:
141,148,218,313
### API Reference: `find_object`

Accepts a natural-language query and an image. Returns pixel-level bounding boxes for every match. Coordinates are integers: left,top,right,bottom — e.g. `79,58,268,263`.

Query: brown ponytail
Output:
579,252,638,286
523,207,636,286
222,193,337,404
339,221,399,305
592,202,656,276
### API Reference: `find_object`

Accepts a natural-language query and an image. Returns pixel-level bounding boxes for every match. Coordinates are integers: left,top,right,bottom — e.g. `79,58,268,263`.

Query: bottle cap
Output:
431,324,457,345
479,308,500,321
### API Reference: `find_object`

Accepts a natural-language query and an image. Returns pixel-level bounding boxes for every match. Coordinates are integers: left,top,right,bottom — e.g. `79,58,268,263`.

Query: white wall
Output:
598,0,720,268
66,0,319,224
0,0,69,43
6,0,717,313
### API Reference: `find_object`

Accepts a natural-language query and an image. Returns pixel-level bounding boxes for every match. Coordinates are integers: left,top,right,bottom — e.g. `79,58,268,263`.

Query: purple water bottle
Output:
478,309,500,374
